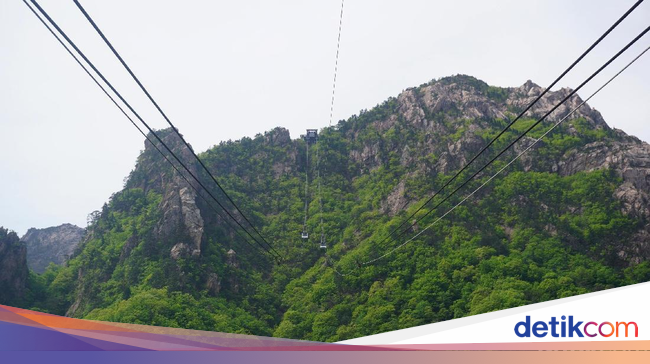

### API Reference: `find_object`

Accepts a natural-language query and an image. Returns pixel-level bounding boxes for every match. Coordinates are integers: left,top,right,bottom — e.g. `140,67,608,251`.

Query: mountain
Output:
0,227,29,305
22,224,85,273
17,75,650,340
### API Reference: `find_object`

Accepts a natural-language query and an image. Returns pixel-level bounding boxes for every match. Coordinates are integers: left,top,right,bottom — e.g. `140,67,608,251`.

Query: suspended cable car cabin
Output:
305,129,318,144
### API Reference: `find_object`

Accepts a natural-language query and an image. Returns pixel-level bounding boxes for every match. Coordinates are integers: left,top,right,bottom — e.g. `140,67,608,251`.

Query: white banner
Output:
340,281,650,345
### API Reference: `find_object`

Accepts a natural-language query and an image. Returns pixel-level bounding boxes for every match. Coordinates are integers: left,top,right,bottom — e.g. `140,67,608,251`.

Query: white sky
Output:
0,0,648,236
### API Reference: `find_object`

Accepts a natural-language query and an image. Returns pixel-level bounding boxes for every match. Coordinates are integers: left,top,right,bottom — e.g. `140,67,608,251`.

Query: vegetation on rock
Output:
5,75,650,341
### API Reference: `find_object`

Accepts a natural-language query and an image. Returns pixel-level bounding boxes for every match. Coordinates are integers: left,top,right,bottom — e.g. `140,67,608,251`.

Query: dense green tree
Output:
16,76,650,342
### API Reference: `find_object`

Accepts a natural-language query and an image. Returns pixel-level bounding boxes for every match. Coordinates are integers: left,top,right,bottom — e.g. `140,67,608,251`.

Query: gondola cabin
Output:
305,129,318,144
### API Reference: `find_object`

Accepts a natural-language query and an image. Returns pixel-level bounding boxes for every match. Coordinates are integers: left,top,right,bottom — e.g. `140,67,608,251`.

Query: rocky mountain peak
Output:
129,129,205,259
517,79,542,96
127,128,199,193
340,75,648,262
21,223,85,273
263,127,292,146
11,74,650,340
67,130,206,317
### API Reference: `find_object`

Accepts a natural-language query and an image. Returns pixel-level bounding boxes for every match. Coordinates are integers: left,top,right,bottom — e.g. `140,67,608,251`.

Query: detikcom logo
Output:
514,316,638,338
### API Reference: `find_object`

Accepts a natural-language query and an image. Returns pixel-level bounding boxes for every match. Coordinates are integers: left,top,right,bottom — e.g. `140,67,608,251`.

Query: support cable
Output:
29,0,282,262
21,0,275,267
317,143,325,246
328,0,345,127
73,0,281,258
331,36,650,276
362,44,650,268
317,0,346,248
388,25,650,246
303,141,310,235
372,0,645,248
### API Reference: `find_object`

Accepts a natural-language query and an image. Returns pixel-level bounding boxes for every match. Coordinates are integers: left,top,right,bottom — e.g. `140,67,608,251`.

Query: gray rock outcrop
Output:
21,223,85,273
343,75,649,262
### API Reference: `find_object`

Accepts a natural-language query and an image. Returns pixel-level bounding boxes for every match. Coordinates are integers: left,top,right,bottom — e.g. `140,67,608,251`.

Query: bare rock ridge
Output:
345,75,648,261
165,75,648,264
126,128,205,259
67,129,206,317
28,75,650,319
348,76,610,177
21,223,85,273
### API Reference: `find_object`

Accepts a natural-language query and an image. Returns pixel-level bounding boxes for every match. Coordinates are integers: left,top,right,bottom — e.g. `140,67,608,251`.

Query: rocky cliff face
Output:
341,75,649,262
136,129,205,260
66,129,207,317
200,75,649,264
34,74,649,325
556,134,650,262
348,76,610,172
0,227,28,305
21,223,85,273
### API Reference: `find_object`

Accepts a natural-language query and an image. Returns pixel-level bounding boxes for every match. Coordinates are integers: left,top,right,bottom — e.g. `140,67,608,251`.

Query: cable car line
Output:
302,129,319,240
22,0,646,272
385,24,650,248
21,0,276,266
72,0,281,259
326,0,644,262
371,0,645,250
316,142,326,249
329,0,345,127
314,0,346,249
28,0,283,262
330,30,650,276
302,134,311,240
359,43,650,269
20,0,276,267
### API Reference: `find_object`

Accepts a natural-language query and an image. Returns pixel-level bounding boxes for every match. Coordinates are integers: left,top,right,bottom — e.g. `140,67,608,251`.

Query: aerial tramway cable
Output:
323,0,645,265
302,129,318,240
370,0,645,250
316,142,326,248
330,28,650,276
302,138,310,239
27,0,283,262
20,0,276,267
72,0,282,259
359,44,650,268
314,0,346,249
329,0,345,127
386,24,650,248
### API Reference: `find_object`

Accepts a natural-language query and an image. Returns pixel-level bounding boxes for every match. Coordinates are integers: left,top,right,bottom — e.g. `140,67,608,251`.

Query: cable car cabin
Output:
319,235,326,249
301,230,309,239
304,129,318,144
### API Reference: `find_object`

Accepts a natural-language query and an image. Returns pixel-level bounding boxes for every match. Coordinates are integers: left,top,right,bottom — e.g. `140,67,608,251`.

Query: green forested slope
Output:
19,75,650,341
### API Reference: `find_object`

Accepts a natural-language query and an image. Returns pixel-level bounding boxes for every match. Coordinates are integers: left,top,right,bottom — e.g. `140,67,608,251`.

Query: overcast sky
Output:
1,0,648,236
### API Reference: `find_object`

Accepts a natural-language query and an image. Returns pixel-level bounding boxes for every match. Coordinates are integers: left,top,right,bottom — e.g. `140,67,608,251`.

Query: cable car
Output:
301,229,309,239
319,234,327,249
304,129,318,144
